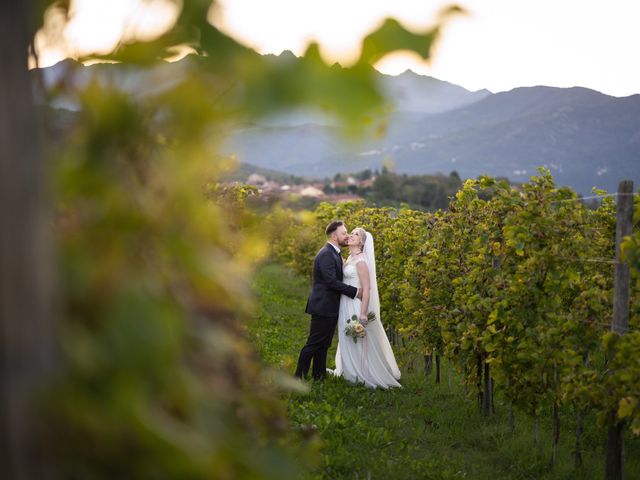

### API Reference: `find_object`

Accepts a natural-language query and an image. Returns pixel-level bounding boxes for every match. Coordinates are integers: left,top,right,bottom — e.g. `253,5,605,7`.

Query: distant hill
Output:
380,86,640,193
221,161,309,184
34,54,640,194
226,83,640,194
379,69,491,114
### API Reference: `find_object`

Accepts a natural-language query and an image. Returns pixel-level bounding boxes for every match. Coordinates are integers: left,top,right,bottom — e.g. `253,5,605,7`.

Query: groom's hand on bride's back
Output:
356,288,363,300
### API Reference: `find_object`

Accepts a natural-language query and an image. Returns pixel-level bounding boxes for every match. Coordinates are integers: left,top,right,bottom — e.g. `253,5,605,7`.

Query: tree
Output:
0,2,54,478
2,1,463,478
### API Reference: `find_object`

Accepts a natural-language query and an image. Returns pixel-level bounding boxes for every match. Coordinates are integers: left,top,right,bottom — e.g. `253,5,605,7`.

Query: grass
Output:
251,262,640,479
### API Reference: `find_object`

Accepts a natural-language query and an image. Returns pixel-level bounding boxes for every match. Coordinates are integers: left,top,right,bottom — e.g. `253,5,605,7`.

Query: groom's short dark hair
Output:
325,221,344,236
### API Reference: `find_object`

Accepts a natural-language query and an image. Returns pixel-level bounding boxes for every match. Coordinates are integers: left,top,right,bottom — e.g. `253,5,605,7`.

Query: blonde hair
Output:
352,227,367,249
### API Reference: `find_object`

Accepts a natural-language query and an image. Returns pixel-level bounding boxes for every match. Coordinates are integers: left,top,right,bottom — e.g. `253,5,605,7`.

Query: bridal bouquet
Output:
344,312,377,344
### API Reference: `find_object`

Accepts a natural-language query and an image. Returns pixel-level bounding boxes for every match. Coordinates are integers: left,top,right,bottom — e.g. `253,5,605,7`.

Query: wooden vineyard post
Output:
508,401,515,434
575,410,584,468
605,180,634,480
482,362,494,416
424,353,433,376
481,255,501,416
476,356,483,411
551,365,560,466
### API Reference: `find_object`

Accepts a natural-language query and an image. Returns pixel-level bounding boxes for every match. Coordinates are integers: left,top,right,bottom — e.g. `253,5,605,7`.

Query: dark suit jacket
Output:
305,243,358,317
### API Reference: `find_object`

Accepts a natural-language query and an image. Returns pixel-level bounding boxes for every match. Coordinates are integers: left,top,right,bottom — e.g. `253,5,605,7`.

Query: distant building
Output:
299,186,325,198
247,173,267,186
360,178,375,188
228,174,366,205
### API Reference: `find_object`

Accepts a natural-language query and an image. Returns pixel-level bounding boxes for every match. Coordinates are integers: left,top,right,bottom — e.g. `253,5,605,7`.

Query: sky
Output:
34,0,640,97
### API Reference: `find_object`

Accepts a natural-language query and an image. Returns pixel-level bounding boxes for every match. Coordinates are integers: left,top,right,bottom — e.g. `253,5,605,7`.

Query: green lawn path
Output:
251,262,639,480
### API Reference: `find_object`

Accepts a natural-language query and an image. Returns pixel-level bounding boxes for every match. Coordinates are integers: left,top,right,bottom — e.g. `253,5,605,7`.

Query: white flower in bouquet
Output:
344,312,377,343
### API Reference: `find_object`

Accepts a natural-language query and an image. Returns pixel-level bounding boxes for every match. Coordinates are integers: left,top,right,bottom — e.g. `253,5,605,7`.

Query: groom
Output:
294,221,362,381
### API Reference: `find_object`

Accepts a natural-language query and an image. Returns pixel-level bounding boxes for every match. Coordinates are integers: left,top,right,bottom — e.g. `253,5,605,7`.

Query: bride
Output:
332,227,401,388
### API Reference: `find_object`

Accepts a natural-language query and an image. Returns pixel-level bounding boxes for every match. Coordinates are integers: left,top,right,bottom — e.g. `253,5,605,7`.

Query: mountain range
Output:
35,53,640,194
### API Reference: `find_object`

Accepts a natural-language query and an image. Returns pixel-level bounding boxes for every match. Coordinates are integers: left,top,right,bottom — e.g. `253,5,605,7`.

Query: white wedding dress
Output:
332,233,401,389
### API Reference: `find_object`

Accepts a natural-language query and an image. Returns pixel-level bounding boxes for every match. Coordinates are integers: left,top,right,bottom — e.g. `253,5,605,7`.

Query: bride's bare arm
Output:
355,261,371,323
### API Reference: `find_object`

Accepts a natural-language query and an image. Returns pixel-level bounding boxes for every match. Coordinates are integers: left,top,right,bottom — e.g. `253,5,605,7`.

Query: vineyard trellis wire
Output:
549,192,639,204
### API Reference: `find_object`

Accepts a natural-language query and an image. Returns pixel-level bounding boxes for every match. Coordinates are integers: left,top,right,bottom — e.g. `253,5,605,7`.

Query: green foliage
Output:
368,170,463,210
48,79,302,477
599,191,640,434
35,0,463,477
359,6,465,65
33,0,640,475
270,168,640,466
253,263,640,479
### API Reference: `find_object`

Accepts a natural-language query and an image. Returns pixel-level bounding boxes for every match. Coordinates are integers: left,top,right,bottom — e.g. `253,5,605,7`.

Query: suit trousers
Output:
294,314,338,380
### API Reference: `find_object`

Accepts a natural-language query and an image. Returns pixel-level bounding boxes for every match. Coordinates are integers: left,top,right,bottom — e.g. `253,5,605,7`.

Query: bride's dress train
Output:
332,253,401,389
